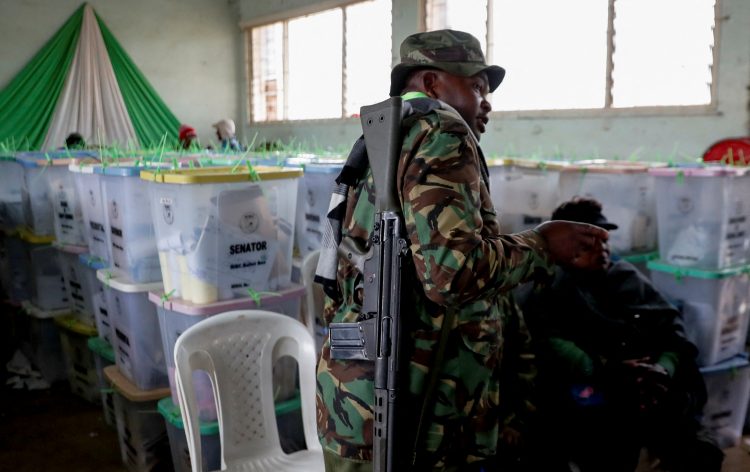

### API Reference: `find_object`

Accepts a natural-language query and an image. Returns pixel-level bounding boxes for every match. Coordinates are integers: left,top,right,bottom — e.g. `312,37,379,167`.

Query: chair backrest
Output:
174,309,320,471
301,250,324,342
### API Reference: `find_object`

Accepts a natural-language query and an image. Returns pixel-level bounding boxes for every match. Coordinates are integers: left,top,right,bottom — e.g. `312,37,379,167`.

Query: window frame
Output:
244,0,386,125
425,0,722,119
244,0,723,124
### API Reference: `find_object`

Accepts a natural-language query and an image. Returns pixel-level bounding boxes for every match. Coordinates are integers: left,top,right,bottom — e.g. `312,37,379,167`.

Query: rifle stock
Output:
329,97,410,471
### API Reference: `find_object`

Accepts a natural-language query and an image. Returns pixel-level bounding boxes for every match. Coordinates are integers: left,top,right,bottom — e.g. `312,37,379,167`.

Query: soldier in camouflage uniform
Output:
316,29,609,471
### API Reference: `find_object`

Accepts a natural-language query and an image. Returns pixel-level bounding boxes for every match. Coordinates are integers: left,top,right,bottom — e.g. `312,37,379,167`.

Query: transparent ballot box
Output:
23,230,68,311
700,355,750,448
70,162,110,262
0,154,25,230
559,161,658,254
88,336,117,427
17,151,96,238
142,166,301,305
55,315,99,403
648,261,750,367
150,284,305,422
488,158,567,234
96,165,163,283
157,397,220,472
651,166,750,269
20,301,70,384
97,269,167,390
79,254,110,342
57,245,97,327
294,160,343,258
104,365,172,472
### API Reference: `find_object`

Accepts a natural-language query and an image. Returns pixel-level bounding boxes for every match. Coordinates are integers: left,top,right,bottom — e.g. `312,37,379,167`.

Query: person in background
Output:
178,124,198,150
64,132,86,149
212,118,242,151
315,29,610,471
516,197,724,472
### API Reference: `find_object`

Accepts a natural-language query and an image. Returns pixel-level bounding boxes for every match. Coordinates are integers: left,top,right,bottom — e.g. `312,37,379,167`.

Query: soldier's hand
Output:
534,220,609,270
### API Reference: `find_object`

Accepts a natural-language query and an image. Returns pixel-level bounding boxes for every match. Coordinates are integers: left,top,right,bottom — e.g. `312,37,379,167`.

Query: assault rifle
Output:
328,97,409,472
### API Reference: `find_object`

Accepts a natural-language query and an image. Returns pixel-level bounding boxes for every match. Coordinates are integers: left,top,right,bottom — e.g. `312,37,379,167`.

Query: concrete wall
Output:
0,0,242,146
240,0,750,161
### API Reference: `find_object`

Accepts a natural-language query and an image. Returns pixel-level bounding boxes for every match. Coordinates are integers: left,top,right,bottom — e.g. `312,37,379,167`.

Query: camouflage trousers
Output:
323,449,372,472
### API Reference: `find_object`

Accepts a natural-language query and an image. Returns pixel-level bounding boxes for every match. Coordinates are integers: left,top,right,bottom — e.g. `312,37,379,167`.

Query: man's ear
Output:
421,70,440,99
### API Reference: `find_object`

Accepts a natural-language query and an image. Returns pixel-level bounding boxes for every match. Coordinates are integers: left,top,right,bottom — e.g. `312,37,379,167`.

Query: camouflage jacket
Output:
316,103,551,469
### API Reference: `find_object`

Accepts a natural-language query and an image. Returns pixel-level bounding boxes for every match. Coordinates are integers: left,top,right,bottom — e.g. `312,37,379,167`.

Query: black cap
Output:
551,197,618,230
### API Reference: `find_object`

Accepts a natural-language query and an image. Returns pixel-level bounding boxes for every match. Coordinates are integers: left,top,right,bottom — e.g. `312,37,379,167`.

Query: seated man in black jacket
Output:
518,197,723,472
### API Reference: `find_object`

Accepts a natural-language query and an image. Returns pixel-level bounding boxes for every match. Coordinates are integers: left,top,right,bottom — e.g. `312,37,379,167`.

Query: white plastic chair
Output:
174,309,324,472
301,250,325,350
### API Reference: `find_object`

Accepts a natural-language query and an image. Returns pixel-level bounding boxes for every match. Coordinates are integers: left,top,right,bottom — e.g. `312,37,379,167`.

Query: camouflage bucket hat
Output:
390,29,505,97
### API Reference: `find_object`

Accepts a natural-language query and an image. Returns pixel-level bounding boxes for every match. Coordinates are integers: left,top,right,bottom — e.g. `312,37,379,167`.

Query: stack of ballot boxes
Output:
140,165,308,466
648,165,750,447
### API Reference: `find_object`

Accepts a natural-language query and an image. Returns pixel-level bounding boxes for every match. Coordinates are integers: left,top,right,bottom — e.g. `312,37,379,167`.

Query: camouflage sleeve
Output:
399,116,551,306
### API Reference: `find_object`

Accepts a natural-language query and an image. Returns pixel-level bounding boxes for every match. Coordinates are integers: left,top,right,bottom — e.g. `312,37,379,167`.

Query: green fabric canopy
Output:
96,12,179,147
0,5,84,150
0,2,180,150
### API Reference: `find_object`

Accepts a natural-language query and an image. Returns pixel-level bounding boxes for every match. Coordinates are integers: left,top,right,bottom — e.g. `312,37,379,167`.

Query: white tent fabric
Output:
42,5,138,150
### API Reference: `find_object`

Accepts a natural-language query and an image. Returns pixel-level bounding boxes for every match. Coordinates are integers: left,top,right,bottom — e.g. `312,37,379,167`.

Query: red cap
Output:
178,124,197,142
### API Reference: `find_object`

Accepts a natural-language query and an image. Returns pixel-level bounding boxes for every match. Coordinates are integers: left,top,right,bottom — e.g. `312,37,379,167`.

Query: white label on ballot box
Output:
187,186,280,295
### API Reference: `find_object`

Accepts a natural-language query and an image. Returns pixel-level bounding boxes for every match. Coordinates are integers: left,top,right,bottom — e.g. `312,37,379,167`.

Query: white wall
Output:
0,0,242,147
240,0,750,161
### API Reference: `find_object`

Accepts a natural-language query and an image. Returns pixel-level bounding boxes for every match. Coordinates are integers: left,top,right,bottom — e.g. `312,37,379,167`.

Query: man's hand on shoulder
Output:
534,220,610,271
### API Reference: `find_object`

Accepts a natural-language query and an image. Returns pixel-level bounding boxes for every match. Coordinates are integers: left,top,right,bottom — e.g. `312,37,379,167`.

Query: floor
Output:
0,382,748,472
0,383,126,472
0,302,749,472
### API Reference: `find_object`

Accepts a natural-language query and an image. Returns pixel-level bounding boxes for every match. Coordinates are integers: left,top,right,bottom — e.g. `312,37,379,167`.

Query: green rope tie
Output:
246,162,260,182
246,288,280,307
576,167,589,196
676,170,685,185
160,289,176,308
